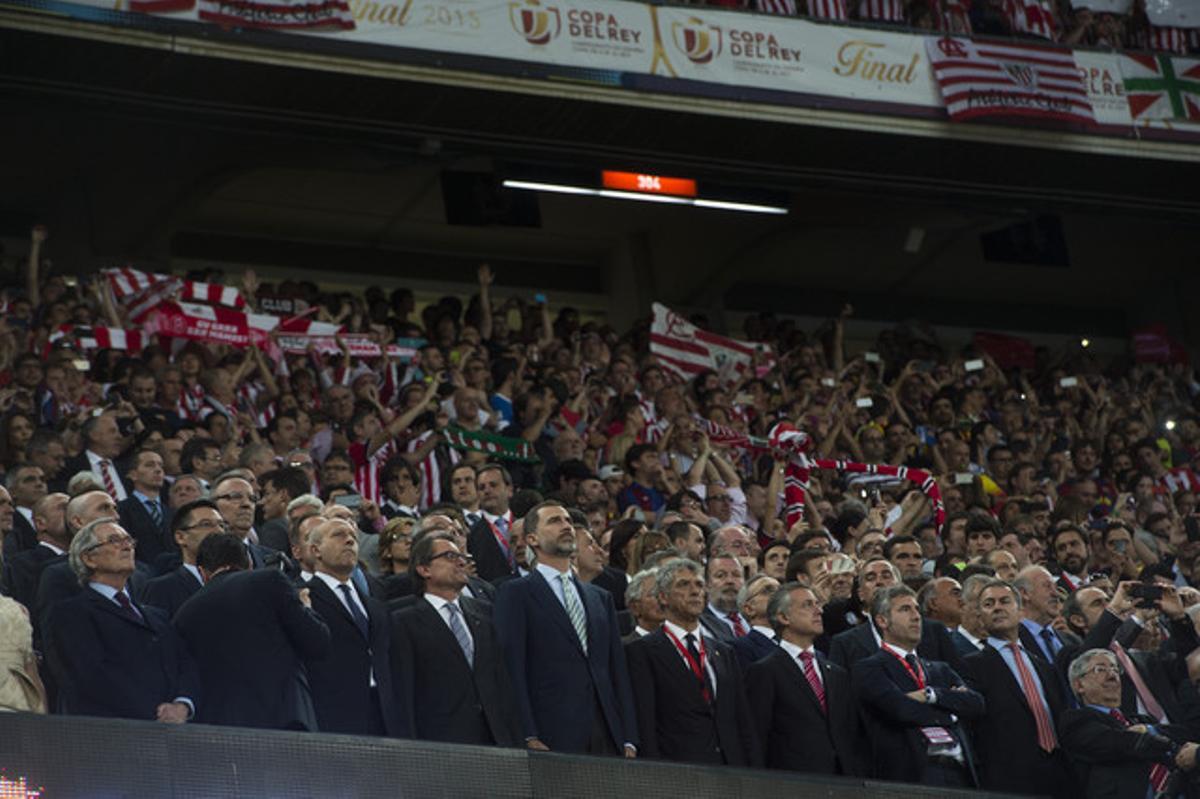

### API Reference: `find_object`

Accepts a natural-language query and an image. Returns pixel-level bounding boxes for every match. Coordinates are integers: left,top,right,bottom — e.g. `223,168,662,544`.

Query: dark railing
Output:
0,712,1017,798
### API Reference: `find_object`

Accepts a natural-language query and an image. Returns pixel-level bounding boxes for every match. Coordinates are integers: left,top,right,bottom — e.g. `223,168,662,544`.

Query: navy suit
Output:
117,495,175,568
49,585,199,720
174,569,331,730
852,647,985,784
2,511,38,560
137,565,202,619
468,516,516,584
494,569,637,754
625,629,760,766
390,595,521,746
305,576,402,736
746,647,865,776
732,628,778,669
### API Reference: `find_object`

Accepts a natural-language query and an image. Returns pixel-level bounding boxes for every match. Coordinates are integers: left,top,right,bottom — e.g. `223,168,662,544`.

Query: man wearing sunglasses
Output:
49,518,198,722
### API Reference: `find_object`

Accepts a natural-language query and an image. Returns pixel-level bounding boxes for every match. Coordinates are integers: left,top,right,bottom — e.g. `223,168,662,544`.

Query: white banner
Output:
1144,0,1200,28
50,0,1200,138
1069,0,1134,14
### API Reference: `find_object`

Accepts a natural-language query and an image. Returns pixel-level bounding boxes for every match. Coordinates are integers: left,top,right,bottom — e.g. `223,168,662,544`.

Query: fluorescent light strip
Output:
502,180,787,215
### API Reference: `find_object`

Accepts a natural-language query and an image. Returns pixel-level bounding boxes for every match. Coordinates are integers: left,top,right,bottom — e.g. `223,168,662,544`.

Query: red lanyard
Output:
663,626,707,683
486,514,511,558
882,646,926,689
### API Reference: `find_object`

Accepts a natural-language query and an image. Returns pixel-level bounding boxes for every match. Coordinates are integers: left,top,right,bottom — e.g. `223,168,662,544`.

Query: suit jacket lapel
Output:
652,631,710,702
529,571,586,655
415,598,472,668
311,578,361,636
88,586,150,629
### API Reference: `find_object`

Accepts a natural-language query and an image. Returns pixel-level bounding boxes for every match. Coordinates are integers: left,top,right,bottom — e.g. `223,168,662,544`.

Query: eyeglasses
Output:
84,533,135,552
429,551,474,565
214,492,259,504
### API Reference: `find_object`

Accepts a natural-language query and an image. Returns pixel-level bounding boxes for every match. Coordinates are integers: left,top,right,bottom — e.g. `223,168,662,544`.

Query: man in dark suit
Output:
1060,647,1200,798
698,555,750,644
3,492,68,609
49,518,198,722
494,500,637,756
138,499,221,618
1016,565,1082,665
731,573,779,669
210,475,273,569
60,411,133,501
4,464,45,559
391,531,521,745
257,467,310,553
174,532,331,730
304,517,401,736
467,465,518,583
117,449,174,568
830,559,960,671
852,584,985,787
746,583,864,776
961,578,1076,798
625,558,760,766
623,568,665,643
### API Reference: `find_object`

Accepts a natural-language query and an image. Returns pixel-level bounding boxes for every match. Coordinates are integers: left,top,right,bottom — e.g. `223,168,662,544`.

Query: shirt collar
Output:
751,624,775,639
881,641,915,659
536,562,571,583
88,581,124,602
39,541,65,556
424,593,462,615
664,618,703,640
313,570,354,594
482,509,511,525
182,563,202,583
134,490,158,505
779,639,816,661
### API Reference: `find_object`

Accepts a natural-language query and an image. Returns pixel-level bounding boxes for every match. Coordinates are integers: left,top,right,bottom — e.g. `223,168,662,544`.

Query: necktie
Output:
338,584,370,640
1007,642,1057,752
904,653,922,679
1039,627,1059,661
1110,641,1167,723
685,633,714,703
495,515,514,567
114,590,143,623
559,573,589,653
799,651,827,714
98,459,119,500
445,602,474,665
1110,708,1171,792
146,499,163,528
726,612,748,638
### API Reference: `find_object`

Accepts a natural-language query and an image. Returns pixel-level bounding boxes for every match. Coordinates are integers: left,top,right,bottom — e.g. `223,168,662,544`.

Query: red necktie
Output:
1007,642,1058,752
726,612,748,637
1110,708,1171,792
99,459,119,500
799,651,827,715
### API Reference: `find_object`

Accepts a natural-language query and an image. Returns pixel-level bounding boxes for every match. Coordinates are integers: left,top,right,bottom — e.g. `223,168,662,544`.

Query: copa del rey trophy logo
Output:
671,16,722,64
510,0,561,45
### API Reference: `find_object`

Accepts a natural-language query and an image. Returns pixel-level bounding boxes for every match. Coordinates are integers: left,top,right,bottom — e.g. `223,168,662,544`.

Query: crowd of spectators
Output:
5,226,1200,795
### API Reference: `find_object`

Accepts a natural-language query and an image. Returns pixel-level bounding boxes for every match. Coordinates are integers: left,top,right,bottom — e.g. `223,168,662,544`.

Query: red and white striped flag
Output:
1004,0,1059,40
925,36,1094,125
756,0,799,14
857,0,905,22
104,267,244,322
49,325,147,352
806,0,848,18
650,303,773,386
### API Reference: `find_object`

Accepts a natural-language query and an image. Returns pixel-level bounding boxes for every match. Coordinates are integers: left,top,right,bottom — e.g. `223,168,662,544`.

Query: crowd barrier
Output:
0,712,1020,798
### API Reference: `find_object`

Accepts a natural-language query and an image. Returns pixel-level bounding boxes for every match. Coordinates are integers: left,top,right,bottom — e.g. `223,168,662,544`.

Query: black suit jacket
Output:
961,643,1077,797
49,585,199,720
257,517,291,553
829,617,965,675
58,452,132,496
305,576,402,736
2,542,60,610
2,511,38,560
592,566,627,611
174,569,331,730
117,495,175,568
699,606,737,644
468,516,516,584
732,628,778,669
745,647,864,776
137,565,202,619
494,569,637,753
1059,706,1184,799
625,629,760,766
390,594,521,746
852,648,984,784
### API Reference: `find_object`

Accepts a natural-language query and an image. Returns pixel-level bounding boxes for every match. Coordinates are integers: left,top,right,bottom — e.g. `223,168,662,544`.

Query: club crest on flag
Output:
671,17,723,64
935,36,968,58
1003,62,1038,88
509,0,561,45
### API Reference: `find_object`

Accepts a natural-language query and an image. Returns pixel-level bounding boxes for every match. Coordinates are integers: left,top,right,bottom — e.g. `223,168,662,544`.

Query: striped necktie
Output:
559,573,588,654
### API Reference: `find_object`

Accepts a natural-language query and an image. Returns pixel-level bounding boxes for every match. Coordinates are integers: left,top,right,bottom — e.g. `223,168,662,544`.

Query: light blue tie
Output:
559,573,588,654
446,603,474,664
